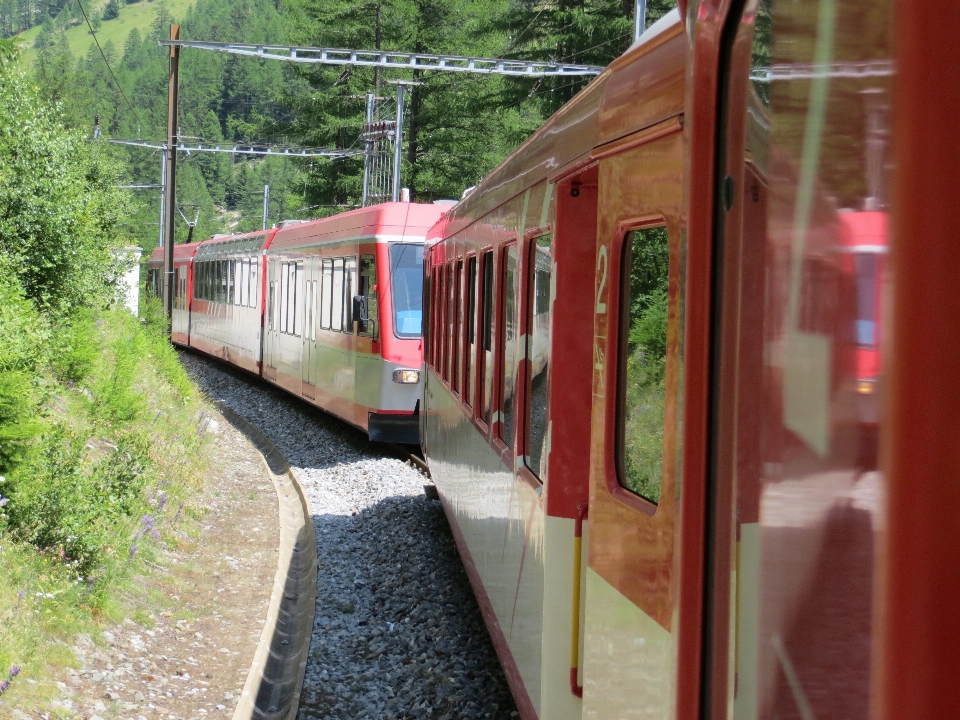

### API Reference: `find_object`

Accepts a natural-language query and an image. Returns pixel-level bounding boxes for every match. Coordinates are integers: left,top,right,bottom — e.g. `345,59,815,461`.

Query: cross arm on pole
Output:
158,40,605,77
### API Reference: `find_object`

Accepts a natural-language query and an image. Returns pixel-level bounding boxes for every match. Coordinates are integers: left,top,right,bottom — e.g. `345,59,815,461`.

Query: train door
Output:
302,256,319,398
687,0,894,718
578,122,685,718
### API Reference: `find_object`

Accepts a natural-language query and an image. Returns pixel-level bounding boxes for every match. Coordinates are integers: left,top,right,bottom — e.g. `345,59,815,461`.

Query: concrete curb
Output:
216,404,317,720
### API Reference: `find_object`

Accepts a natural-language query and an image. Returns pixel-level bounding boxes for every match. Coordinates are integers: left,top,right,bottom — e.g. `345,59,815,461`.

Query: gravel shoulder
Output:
33,410,280,720
178,352,518,720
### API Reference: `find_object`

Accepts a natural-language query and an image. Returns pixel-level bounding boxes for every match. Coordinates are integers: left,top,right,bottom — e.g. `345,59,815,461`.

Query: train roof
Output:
268,202,447,251
147,242,199,264
433,9,685,241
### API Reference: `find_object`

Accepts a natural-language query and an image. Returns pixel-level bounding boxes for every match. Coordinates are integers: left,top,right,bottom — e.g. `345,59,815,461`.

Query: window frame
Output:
615,223,671,509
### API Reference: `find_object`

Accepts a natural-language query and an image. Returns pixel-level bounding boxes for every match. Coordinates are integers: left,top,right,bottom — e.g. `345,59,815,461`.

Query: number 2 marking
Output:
596,245,608,315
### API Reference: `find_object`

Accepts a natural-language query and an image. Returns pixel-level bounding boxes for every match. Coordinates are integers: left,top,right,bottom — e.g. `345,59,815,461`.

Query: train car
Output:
422,1,960,720
261,202,445,443
146,242,198,345
189,229,277,374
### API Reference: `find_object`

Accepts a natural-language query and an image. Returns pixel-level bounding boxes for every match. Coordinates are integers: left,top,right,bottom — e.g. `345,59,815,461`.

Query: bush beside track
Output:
0,55,210,711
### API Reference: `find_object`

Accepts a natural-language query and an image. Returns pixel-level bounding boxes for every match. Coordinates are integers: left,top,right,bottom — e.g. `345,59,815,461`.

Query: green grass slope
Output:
18,0,195,67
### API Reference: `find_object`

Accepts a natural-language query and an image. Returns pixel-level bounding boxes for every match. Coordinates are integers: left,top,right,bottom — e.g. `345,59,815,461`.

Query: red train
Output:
419,2,958,720
148,202,446,443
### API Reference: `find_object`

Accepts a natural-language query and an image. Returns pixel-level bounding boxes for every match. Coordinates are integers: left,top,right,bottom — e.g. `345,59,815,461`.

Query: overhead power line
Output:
106,138,363,158
158,41,605,77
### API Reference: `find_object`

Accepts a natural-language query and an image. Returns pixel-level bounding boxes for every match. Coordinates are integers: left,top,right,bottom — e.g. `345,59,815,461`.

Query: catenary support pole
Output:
361,91,375,207
634,0,647,41
158,147,167,249
163,24,181,320
262,184,270,230
391,83,405,203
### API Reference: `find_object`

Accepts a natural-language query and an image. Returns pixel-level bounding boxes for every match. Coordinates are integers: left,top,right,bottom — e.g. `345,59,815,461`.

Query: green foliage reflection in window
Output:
621,227,669,504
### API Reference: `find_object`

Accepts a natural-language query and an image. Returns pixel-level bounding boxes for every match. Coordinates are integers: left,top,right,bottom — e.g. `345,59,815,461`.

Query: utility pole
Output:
163,24,181,320
392,82,406,202
158,148,167,249
633,0,647,41
262,184,271,231
361,91,375,207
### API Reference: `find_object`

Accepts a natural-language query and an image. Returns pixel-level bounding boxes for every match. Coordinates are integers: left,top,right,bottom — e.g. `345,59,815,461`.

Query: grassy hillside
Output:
19,0,195,67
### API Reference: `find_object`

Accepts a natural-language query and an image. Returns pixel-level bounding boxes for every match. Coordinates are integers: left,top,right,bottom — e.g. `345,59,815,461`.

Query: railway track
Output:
179,351,517,720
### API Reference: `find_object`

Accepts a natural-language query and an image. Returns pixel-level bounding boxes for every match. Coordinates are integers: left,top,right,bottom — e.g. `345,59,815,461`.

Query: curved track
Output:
179,351,518,720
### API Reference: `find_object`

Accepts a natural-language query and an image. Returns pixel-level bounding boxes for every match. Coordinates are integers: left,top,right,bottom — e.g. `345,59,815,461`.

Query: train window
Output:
465,255,477,407
331,258,345,332
526,234,552,478
279,263,288,333
227,260,235,305
480,250,494,425
390,244,424,339
855,253,878,347
220,260,227,303
320,259,333,330
430,266,440,367
238,259,248,307
305,279,316,342
294,262,303,335
618,226,669,504
344,257,357,332
446,262,456,383
453,259,463,394
499,245,519,448
268,281,275,330
359,255,378,338
250,257,258,308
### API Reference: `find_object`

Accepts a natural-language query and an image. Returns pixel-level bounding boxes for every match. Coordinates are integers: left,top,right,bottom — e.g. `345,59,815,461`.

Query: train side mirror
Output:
352,294,368,331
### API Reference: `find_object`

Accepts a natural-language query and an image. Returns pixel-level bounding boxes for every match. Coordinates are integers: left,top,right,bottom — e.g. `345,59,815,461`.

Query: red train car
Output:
149,201,446,443
421,1,960,720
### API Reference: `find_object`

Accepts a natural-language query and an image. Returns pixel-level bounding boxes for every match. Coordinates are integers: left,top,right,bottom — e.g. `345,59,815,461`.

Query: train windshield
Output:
390,243,424,338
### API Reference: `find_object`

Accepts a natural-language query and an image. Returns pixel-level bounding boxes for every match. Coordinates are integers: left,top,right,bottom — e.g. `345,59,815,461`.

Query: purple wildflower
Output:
17,590,23,601
0,497,7,508
141,514,154,531
152,530,160,540
128,544,137,560
0,681,8,692
8,667,18,678
156,492,167,510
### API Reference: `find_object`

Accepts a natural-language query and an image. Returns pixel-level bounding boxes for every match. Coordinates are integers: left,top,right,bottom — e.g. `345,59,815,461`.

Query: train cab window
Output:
526,234,552,478
331,258,345,332
279,263,289,332
453,259,463,394
344,257,357,332
855,253,878,346
238,260,248,307
480,250,495,425
226,260,234,305
268,281,275,330
499,245,519,448
618,226,669,504
358,255,378,338
439,263,449,379
391,243,424,339
465,255,477,407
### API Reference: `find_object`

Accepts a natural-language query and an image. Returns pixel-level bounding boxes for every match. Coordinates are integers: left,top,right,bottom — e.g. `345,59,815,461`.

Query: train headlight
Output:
393,369,420,384
856,379,876,395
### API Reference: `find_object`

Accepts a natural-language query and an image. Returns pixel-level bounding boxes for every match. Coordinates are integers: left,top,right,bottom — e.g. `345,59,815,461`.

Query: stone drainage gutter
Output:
216,404,317,720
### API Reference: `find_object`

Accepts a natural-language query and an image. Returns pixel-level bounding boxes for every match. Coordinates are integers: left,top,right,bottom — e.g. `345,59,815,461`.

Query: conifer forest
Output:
8,0,673,251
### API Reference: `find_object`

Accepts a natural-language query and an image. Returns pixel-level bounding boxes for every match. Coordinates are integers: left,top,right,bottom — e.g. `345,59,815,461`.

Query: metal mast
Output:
163,24,180,320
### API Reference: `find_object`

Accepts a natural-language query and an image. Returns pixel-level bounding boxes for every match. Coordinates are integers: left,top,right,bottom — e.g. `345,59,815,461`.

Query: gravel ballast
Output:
179,352,518,720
